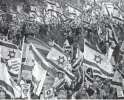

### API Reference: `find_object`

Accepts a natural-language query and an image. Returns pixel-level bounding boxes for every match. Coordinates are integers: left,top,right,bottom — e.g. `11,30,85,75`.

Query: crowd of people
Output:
0,19,124,99
0,0,124,100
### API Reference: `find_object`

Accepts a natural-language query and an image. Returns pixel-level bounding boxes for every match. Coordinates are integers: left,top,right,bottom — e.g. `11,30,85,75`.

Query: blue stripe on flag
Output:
93,70,102,75
85,74,94,83
111,81,122,87
46,59,64,72
8,71,18,77
118,6,124,13
0,80,15,97
113,16,124,21
54,79,65,90
31,47,56,78
53,44,67,57
22,65,33,71
46,59,75,80
47,1,56,5
85,41,103,54
65,70,75,80
83,59,114,77
27,36,51,49
0,41,17,49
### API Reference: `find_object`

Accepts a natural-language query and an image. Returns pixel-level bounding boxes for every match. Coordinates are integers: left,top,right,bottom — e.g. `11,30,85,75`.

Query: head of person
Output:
98,80,103,86
96,88,100,95
109,87,113,94
84,82,87,87
89,85,93,89
80,87,86,94
57,88,67,99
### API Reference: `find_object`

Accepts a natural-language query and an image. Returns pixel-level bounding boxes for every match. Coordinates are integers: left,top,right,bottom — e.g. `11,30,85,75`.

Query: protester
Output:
108,87,115,99
100,86,107,99
75,87,90,99
86,85,94,99
57,88,68,99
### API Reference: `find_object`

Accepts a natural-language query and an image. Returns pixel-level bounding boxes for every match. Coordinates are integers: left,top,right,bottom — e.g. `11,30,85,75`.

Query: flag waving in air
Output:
47,44,75,83
84,40,114,79
32,59,47,96
29,43,56,96
26,36,51,57
0,40,21,79
47,44,67,70
30,43,56,78
111,70,123,88
18,37,31,82
0,62,21,99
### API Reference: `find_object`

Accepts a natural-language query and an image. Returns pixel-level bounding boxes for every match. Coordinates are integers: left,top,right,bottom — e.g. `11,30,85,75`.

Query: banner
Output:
117,88,124,98
7,58,21,77
21,84,30,99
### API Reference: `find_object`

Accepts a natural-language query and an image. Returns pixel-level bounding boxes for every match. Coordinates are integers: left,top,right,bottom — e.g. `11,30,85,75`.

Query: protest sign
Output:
117,88,124,98
21,84,31,99
7,58,21,76
44,88,53,99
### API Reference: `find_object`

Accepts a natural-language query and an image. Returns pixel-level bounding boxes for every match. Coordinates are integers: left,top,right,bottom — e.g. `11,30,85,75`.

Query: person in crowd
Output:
98,41,107,54
57,88,68,99
100,86,107,99
21,22,27,37
92,77,99,90
75,86,90,99
104,80,111,98
108,87,115,99
95,87,101,99
86,85,94,99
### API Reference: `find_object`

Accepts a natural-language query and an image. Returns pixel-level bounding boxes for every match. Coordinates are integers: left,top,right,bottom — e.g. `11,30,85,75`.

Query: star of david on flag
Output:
46,44,75,82
47,44,67,69
8,50,16,58
0,40,21,60
94,55,103,64
57,56,65,65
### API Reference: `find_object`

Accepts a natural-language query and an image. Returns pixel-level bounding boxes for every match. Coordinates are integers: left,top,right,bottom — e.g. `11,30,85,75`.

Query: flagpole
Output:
77,44,79,59
110,23,118,45
94,0,95,7
17,36,25,83
81,56,85,87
